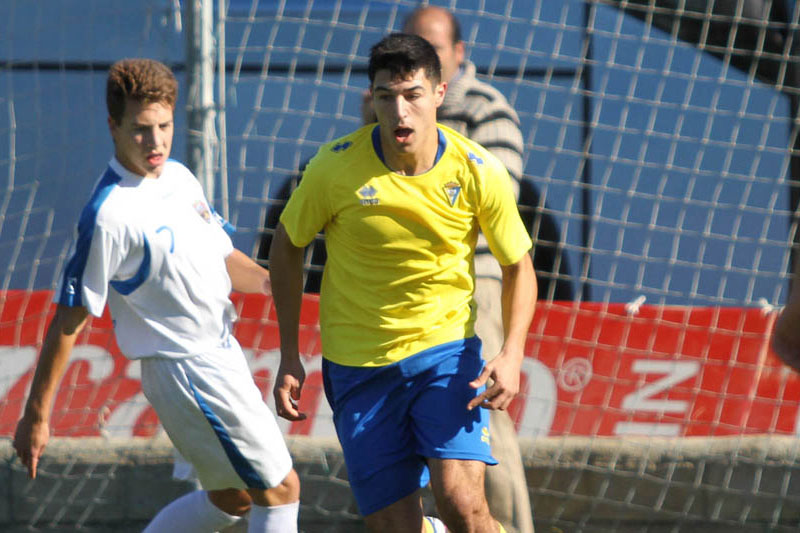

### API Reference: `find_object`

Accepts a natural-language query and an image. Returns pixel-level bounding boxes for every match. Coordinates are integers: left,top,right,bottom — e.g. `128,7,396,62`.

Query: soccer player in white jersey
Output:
270,34,536,532
12,58,300,533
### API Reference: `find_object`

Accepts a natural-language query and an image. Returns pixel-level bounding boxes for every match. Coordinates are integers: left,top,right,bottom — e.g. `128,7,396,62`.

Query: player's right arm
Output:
14,304,89,478
270,222,308,421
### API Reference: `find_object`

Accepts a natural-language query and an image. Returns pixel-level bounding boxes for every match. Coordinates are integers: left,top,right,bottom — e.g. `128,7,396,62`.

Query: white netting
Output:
217,1,800,530
220,0,796,308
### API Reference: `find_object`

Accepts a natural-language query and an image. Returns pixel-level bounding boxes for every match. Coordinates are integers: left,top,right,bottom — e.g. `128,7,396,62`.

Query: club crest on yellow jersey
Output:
443,181,461,206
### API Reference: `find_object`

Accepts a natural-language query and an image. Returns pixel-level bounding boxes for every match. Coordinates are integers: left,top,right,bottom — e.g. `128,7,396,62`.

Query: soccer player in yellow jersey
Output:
270,33,536,533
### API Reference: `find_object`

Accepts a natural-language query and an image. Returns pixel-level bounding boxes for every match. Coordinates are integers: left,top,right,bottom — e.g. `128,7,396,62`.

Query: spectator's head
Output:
402,6,465,85
106,58,177,178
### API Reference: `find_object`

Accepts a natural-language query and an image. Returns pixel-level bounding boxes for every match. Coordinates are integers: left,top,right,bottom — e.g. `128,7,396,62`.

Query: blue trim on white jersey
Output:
210,206,236,235
187,378,268,490
371,126,447,169
59,166,122,307
155,226,175,252
110,234,151,295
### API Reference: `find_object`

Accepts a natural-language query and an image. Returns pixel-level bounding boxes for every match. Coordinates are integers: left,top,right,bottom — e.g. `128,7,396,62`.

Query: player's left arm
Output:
468,252,536,410
468,152,536,410
225,249,270,295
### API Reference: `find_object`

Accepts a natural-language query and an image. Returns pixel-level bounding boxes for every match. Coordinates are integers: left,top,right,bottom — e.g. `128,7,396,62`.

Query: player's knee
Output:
248,468,300,507
207,488,252,516
278,468,301,501
435,485,490,529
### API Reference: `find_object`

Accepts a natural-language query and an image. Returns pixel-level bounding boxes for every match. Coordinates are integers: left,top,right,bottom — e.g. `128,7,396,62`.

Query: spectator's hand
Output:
361,88,377,124
467,350,522,411
273,357,307,421
13,415,50,479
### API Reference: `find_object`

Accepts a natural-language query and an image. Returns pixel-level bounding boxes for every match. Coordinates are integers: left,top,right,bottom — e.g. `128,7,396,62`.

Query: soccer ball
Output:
423,515,448,533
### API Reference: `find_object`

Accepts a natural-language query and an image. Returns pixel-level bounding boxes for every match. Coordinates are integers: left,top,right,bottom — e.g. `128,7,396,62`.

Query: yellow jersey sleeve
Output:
279,150,334,247
470,145,533,266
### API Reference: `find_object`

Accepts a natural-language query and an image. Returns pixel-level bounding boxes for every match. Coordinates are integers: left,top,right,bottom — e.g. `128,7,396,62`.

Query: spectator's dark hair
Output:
368,33,441,86
106,58,178,124
403,7,462,44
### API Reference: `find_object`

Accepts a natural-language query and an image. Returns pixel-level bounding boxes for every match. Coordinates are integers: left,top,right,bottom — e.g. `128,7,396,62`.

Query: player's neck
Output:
382,126,439,176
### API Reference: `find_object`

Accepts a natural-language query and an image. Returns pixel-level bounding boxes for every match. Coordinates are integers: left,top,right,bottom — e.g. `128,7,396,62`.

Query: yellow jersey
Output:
280,124,532,366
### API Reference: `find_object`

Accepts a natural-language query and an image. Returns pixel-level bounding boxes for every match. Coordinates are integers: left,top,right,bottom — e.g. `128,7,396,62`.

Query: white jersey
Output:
56,158,237,359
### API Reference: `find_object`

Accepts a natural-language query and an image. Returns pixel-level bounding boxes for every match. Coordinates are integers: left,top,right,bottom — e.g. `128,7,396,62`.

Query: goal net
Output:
1,0,800,531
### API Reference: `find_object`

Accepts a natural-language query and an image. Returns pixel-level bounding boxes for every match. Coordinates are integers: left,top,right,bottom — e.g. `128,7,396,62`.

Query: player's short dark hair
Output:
106,58,178,124
403,7,462,44
368,33,441,86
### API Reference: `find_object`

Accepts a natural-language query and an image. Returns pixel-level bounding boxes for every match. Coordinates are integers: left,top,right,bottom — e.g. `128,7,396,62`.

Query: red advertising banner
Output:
1,291,798,439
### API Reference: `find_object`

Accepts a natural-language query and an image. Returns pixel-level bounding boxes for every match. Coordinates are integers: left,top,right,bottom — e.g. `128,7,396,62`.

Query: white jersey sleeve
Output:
56,167,128,316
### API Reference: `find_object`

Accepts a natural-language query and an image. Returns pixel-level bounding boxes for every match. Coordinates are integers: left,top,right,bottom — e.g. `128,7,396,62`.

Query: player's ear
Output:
434,81,447,107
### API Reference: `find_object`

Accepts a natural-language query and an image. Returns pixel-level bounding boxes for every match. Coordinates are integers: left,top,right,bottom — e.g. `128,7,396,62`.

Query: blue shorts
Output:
322,337,497,515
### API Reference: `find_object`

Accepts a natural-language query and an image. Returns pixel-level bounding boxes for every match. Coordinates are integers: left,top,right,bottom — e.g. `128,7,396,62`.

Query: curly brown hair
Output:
106,58,178,124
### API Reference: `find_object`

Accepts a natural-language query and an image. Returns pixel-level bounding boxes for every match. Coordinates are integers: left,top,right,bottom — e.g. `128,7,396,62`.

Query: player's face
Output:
371,68,446,156
109,99,174,179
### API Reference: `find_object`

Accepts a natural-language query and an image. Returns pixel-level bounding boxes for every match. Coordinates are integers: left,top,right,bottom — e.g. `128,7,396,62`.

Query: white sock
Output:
247,501,299,533
143,490,242,533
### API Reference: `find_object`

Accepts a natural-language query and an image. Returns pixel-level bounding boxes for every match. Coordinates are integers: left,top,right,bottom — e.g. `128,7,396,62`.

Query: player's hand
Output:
273,357,307,421
13,415,50,479
360,89,377,124
467,351,521,411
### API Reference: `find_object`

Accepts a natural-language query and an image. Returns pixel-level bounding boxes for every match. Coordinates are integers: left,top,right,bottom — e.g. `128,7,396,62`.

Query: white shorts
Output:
140,339,292,491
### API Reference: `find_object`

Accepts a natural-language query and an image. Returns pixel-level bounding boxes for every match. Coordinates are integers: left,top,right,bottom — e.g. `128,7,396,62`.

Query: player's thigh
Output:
141,351,292,490
325,366,417,480
409,342,495,464
324,362,428,515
